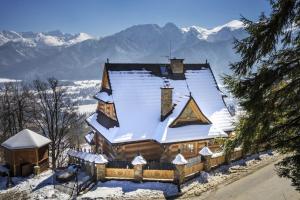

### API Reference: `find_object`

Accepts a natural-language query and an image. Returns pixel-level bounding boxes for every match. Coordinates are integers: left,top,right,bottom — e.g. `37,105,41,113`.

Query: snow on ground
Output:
0,151,278,200
77,104,97,115
0,170,69,199
181,151,279,198
79,180,178,200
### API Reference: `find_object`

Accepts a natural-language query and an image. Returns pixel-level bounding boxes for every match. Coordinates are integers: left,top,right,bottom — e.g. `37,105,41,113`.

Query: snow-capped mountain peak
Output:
182,20,245,40
67,33,94,45
0,30,94,47
210,20,245,32
0,20,247,81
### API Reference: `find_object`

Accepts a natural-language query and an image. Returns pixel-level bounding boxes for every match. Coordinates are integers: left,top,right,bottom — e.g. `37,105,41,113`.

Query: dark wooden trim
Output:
169,96,211,128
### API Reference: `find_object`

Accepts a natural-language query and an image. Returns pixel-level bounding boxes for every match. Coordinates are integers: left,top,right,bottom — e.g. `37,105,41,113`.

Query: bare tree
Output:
32,78,84,169
0,82,33,142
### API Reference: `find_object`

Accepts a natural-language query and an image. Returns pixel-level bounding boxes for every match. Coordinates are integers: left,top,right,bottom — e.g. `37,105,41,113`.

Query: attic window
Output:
160,66,168,76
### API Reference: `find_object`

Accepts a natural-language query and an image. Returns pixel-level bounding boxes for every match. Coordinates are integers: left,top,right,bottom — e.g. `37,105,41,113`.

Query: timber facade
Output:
86,59,234,162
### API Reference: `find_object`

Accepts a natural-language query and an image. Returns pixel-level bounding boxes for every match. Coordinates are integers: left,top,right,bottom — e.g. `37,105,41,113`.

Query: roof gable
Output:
87,63,234,144
170,96,211,128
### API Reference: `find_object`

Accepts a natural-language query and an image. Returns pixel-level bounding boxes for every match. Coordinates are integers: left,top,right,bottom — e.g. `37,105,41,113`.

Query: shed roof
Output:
1,129,51,150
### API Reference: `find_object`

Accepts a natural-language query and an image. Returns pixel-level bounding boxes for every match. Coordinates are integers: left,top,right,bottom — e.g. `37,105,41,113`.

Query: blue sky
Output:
0,0,271,36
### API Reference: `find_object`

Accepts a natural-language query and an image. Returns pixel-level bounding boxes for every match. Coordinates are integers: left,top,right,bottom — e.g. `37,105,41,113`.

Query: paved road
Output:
192,161,300,200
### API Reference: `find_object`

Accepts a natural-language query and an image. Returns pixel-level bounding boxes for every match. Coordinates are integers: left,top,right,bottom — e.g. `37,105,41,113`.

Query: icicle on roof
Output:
172,153,188,165
131,155,147,165
199,146,213,156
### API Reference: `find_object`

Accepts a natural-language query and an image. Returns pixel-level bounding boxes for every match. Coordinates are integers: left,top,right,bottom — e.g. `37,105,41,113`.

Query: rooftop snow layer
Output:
1,129,51,150
95,91,113,103
87,66,234,144
85,131,95,144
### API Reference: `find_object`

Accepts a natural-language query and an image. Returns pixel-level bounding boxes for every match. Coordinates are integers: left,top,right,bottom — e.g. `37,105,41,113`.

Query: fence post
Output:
34,165,40,175
172,151,187,187
199,147,213,171
132,154,147,182
94,154,108,181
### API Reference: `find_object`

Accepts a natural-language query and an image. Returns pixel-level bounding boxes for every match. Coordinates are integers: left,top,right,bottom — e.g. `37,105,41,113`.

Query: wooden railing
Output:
184,162,203,176
105,168,134,179
143,169,174,180
68,149,245,183
211,155,225,168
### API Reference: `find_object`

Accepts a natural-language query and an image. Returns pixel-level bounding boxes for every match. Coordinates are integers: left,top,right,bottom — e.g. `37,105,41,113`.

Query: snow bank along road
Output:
189,160,300,200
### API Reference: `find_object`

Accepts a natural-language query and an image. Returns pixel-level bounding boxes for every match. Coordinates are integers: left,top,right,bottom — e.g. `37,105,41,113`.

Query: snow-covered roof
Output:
131,155,147,165
67,149,108,164
172,153,188,165
87,63,234,144
95,91,113,103
85,131,95,145
94,154,108,164
199,147,213,156
1,129,51,150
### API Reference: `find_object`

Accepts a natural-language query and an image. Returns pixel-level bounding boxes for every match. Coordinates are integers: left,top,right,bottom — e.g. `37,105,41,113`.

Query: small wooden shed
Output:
1,129,51,176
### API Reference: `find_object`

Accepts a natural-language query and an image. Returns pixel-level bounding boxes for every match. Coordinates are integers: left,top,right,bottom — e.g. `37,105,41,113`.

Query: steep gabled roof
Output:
1,129,51,150
169,96,211,128
87,62,234,144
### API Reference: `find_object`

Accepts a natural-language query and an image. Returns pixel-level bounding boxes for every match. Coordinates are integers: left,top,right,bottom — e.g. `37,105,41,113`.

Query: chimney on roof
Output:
161,81,173,121
170,58,184,74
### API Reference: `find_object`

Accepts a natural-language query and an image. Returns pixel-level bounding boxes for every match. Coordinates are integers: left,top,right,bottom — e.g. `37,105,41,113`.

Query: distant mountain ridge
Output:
0,20,246,82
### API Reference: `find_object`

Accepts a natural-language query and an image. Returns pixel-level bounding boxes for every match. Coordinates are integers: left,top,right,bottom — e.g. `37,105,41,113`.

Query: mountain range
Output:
0,20,247,82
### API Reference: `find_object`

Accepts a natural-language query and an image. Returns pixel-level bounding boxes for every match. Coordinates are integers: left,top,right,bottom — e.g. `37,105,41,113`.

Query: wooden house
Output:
1,129,51,176
86,59,234,162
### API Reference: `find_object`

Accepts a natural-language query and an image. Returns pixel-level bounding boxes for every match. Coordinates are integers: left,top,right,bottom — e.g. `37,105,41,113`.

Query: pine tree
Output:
224,0,300,190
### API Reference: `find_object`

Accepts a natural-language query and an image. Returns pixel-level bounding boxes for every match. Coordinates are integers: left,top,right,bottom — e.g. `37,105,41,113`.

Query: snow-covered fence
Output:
211,152,225,168
184,156,203,177
210,148,243,168
67,148,245,184
231,148,243,160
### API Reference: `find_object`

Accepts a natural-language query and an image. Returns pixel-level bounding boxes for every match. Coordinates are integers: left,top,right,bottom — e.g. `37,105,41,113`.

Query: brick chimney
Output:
170,58,184,74
161,83,173,121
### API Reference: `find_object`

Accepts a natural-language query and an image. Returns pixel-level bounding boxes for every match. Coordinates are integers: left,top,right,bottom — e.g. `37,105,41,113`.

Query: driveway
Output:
190,160,300,200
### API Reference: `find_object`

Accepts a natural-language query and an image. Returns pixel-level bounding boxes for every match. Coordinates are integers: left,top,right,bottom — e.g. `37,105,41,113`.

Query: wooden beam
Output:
35,148,39,166
13,150,16,176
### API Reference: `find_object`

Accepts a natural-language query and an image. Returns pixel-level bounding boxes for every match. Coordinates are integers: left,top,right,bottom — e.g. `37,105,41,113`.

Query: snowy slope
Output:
0,30,94,47
0,20,246,82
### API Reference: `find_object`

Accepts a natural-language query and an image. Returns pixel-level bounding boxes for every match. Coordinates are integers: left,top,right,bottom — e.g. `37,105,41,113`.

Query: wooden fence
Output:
69,149,244,183
143,169,174,181
106,168,135,179
210,155,225,168
184,162,204,177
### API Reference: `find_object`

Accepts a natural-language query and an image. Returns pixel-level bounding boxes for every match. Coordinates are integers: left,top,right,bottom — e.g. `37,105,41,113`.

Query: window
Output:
180,143,195,154
187,143,195,153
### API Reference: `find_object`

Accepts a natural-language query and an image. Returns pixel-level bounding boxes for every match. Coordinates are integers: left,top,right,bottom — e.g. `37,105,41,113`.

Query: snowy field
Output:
0,79,100,115
77,104,97,115
0,170,69,199
0,151,279,200
0,78,20,83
